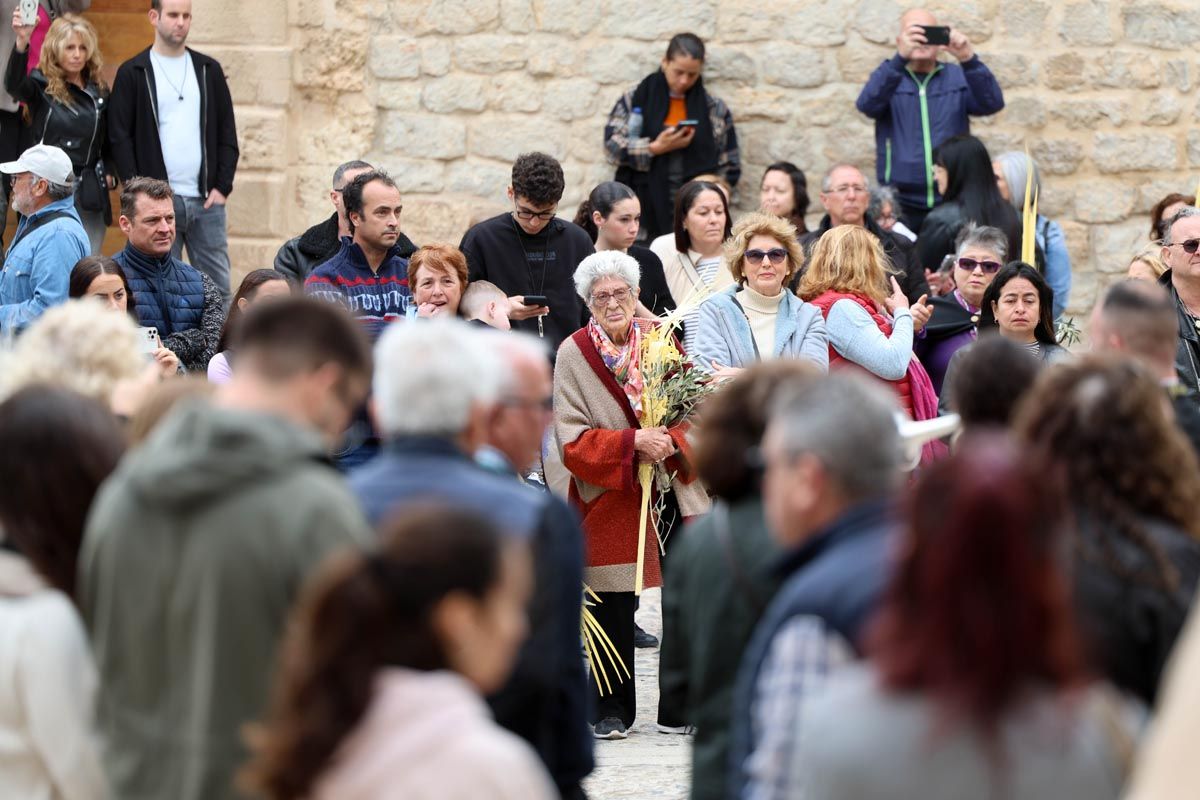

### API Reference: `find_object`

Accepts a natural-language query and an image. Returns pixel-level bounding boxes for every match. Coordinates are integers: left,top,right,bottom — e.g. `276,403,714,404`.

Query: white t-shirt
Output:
150,50,202,198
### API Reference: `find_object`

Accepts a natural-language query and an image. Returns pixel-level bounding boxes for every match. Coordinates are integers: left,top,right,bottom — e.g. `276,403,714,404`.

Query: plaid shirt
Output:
603,85,741,188
745,615,853,800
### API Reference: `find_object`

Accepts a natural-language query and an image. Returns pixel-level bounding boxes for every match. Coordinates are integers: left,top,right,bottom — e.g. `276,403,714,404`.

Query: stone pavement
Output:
583,588,692,799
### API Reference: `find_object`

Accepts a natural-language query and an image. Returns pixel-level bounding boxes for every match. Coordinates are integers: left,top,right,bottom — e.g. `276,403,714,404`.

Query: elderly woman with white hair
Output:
993,151,1072,318
553,250,710,740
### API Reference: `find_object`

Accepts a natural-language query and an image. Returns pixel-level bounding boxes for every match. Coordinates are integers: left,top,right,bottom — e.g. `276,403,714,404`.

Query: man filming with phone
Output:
856,8,1004,232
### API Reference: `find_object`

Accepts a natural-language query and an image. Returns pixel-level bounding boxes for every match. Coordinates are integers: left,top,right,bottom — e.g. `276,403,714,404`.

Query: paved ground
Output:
583,588,692,799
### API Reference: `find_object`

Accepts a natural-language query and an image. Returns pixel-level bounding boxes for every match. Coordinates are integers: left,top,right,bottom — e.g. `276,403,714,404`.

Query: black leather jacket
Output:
4,46,108,172
1161,269,1200,398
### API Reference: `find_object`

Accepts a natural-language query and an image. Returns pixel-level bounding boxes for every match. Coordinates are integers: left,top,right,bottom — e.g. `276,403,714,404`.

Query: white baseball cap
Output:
0,144,74,185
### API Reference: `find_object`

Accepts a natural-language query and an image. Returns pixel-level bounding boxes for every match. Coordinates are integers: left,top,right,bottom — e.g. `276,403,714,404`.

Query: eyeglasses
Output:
1167,238,1200,255
590,288,632,306
956,257,1002,273
828,184,868,196
744,248,788,265
514,203,557,221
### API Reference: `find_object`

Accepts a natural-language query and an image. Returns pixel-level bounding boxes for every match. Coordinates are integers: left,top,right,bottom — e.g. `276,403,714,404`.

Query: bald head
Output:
1089,280,1179,377
901,8,937,28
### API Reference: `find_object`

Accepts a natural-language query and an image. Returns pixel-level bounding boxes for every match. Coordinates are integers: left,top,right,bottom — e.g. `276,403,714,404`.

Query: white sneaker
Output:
656,723,696,735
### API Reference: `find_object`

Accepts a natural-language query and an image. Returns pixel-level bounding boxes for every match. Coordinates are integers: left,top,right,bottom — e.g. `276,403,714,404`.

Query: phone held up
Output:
522,295,549,308
674,119,699,129
138,326,161,358
18,0,37,27
919,25,951,46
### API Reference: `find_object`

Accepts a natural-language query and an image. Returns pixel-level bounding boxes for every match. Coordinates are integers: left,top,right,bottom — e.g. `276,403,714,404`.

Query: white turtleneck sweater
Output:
736,284,786,357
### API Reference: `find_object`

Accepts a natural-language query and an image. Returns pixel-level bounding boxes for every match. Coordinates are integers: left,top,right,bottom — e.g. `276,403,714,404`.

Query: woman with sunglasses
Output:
914,223,1009,394
694,212,828,380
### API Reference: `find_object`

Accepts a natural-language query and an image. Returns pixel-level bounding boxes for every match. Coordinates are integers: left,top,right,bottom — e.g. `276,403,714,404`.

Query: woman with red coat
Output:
553,250,710,741
800,226,943,460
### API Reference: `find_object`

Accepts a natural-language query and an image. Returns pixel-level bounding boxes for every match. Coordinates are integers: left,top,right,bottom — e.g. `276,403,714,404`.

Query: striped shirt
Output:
305,238,412,341
681,256,723,355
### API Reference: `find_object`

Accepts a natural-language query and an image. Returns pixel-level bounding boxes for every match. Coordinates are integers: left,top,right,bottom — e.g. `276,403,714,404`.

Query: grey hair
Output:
1163,206,1200,244
332,159,372,189
373,318,503,437
488,330,550,394
573,250,640,302
868,184,899,219
40,174,74,201
994,151,1038,215
955,222,1008,261
767,372,903,501
820,163,866,193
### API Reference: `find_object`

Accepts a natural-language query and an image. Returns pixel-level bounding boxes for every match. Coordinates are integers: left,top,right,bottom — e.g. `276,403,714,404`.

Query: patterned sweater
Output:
304,238,412,340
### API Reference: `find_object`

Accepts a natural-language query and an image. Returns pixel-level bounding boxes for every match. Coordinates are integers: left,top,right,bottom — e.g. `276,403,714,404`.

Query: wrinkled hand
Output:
909,294,933,333
709,361,744,383
926,268,955,297
508,295,549,321
947,28,973,62
10,7,33,51
153,346,180,378
884,276,911,314
634,426,676,463
648,125,695,157
204,188,227,210
897,22,928,60
417,302,447,319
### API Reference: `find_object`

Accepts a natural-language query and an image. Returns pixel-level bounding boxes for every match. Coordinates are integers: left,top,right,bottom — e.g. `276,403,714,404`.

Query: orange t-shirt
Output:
664,96,687,127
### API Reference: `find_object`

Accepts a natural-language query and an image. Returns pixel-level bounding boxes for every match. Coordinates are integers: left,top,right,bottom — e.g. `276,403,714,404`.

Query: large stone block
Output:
404,198,497,245
527,40,580,79
583,41,656,86
999,1,1049,39
455,34,529,73
377,113,468,159
421,40,452,77
292,30,368,92
191,0,287,45
1090,218,1146,274
760,49,830,89
704,47,757,86
370,37,420,80
542,79,601,122
985,53,1036,88
1031,139,1084,176
1124,4,1200,50
226,175,289,239
374,81,423,111
228,239,282,281
1189,130,1200,167
1049,99,1128,129
998,96,1046,128
1164,59,1192,92
372,158,445,193
1144,92,1182,126
926,0,996,40
1059,1,1116,46
720,0,846,46
792,85,861,127
203,46,291,107
421,76,489,113
504,0,601,35
853,0,904,45
1072,179,1136,223
488,74,544,113
738,120,818,169
468,116,568,162
237,108,287,172
601,1,716,39
1136,179,1192,213
835,37,892,85
1086,52,1162,89
420,0,501,35
1093,133,1178,173
1042,53,1086,91
446,160,517,196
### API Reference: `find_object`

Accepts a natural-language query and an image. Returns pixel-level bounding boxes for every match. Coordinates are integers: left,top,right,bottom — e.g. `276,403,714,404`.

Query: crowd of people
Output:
2,3,1200,800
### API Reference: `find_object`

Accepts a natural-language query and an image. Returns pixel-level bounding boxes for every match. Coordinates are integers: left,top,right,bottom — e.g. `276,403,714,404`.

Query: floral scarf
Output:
587,317,645,419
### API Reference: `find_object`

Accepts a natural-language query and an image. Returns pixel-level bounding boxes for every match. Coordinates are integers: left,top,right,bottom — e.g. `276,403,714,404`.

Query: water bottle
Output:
628,106,643,139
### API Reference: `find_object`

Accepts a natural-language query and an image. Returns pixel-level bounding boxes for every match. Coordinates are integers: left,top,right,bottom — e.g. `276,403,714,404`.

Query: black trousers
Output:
590,590,637,726
655,492,688,728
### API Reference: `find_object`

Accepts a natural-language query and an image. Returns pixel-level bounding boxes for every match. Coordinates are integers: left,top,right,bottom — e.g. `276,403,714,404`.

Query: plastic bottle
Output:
628,106,643,139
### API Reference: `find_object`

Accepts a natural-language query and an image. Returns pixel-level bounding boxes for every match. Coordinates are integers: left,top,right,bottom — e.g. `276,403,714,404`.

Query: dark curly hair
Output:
1014,356,1200,593
511,152,565,207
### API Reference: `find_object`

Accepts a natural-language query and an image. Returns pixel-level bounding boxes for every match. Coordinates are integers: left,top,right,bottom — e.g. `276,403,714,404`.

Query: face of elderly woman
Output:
742,233,789,297
413,265,463,317
589,275,639,345
953,245,1003,309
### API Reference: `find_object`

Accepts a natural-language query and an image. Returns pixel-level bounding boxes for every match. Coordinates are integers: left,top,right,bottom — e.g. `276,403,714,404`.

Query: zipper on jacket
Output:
199,61,208,196
907,66,942,209
143,69,160,128
884,139,892,184
85,90,100,170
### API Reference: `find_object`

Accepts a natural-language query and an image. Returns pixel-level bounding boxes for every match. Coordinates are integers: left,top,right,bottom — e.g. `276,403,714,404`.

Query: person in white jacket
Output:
0,384,123,800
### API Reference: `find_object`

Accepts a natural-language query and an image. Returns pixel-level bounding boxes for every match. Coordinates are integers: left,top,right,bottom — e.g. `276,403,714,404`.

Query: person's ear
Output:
592,209,604,227
118,214,133,236
991,300,1000,320
505,186,515,202
430,591,477,667
236,296,250,312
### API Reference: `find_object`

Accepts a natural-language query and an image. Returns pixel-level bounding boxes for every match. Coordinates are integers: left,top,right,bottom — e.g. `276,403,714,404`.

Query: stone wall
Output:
198,0,1200,316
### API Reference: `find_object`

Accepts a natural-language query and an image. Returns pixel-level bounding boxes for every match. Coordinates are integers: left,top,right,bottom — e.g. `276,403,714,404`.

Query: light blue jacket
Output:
693,285,830,373
1037,215,1072,319
0,196,89,334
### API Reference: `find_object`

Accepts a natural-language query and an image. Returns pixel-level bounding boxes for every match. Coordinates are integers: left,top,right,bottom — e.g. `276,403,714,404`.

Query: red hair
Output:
869,434,1084,732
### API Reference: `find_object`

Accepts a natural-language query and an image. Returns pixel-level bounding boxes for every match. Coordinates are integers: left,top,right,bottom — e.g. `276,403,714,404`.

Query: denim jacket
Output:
0,196,89,334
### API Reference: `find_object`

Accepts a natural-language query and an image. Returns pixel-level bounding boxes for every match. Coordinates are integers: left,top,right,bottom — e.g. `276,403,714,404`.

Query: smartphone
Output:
675,119,699,128
522,295,549,307
919,25,951,46
138,326,160,356
18,0,37,26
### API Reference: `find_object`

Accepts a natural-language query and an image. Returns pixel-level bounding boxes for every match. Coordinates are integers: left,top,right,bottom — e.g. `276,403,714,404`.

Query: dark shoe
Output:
593,717,628,740
634,623,658,649
656,723,696,735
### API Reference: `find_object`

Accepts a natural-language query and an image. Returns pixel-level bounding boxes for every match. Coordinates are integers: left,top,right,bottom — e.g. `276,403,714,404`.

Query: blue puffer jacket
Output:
113,242,205,336
856,54,1004,214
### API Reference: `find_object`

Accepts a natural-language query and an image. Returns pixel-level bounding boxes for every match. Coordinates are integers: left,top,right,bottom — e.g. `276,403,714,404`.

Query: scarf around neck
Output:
587,317,644,420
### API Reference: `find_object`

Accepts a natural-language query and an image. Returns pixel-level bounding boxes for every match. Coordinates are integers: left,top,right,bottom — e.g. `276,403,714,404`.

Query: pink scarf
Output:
908,358,949,463
587,318,645,420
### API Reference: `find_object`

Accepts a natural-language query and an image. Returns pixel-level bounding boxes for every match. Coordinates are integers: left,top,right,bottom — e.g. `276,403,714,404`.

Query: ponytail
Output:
574,199,598,240
576,181,638,244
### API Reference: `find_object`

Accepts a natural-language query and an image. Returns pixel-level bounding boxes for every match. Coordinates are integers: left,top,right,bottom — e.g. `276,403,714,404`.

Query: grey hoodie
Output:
79,401,371,800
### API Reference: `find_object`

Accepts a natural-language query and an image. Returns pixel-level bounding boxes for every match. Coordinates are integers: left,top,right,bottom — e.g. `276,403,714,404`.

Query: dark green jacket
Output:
79,403,372,800
659,496,782,800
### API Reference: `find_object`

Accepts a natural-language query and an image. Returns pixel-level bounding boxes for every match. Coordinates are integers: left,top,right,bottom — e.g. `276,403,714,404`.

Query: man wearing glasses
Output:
460,152,594,349
1159,206,1200,401
799,164,929,304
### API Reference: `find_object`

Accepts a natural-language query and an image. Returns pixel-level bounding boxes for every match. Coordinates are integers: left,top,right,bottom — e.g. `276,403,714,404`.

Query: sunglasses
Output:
957,257,1002,273
1168,238,1200,255
745,248,788,265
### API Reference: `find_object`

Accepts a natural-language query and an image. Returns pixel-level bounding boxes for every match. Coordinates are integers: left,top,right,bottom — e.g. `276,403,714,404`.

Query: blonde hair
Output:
798,225,894,304
40,15,105,107
460,279,507,320
1129,244,1168,279
723,211,804,287
692,172,732,202
0,300,142,408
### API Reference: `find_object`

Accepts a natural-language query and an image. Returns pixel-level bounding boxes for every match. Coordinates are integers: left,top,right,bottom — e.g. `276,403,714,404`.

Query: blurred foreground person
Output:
1015,357,1200,705
0,386,123,800
659,362,822,800
789,436,1132,799
943,335,1041,430
242,507,554,800
79,298,375,800
349,319,591,798
207,268,290,383
728,373,902,800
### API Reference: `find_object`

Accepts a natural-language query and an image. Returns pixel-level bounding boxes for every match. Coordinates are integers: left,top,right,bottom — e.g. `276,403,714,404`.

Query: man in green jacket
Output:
79,298,374,800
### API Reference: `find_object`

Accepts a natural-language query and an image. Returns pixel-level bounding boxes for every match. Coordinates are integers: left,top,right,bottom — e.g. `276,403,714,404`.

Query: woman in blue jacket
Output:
694,212,828,380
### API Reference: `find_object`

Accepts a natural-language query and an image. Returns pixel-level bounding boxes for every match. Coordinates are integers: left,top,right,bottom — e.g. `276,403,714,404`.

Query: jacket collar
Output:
121,240,177,274
298,213,341,259
384,435,470,461
774,498,893,579
1162,269,1200,342
337,236,410,271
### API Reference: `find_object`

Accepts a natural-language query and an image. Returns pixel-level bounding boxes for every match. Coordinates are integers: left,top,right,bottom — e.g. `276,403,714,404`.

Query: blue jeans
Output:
171,194,231,304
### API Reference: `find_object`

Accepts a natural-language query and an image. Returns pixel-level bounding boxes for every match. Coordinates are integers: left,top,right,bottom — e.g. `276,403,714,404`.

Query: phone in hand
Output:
18,0,38,26
674,119,699,128
919,25,951,46
522,295,549,308
138,326,161,356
